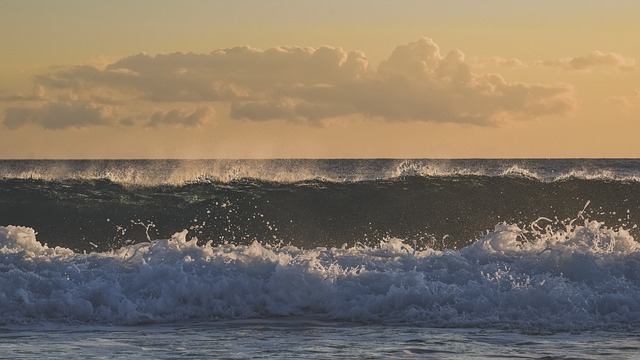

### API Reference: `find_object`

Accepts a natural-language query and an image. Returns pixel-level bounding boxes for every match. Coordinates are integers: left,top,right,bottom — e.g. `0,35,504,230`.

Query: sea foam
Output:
2,219,640,330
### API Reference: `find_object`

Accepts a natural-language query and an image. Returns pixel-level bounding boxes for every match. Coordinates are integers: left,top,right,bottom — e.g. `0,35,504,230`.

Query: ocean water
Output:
2,159,640,358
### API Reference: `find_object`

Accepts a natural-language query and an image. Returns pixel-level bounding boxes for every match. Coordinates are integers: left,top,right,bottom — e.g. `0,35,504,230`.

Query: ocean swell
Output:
2,175,640,252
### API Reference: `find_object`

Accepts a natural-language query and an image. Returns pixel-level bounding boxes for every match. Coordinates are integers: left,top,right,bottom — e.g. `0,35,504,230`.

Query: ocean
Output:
1,159,640,358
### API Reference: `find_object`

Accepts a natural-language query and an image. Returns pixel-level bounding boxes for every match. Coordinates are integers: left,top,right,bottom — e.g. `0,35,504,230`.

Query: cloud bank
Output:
3,37,576,129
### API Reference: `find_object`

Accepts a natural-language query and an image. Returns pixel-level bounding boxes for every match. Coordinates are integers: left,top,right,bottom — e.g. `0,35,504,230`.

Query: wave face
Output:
2,159,640,252
2,159,640,328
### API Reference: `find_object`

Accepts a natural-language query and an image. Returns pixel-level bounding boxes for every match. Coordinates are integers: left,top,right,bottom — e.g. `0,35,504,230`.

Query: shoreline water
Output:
2,321,639,359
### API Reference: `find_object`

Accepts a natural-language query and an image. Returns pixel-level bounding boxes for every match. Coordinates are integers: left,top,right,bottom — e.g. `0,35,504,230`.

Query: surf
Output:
1,213,639,330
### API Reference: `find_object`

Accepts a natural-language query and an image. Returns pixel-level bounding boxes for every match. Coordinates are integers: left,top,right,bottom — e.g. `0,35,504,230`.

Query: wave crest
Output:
3,159,640,186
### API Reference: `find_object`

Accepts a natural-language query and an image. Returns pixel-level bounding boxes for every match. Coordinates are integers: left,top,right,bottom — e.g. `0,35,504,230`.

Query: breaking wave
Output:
1,217,639,330
3,159,640,186
2,159,640,330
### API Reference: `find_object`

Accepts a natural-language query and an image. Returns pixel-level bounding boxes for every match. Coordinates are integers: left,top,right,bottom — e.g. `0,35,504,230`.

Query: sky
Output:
1,0,640,159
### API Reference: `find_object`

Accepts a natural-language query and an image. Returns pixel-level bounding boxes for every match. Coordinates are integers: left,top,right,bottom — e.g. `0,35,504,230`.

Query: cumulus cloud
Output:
229,38,574,125
36,45,370,103
3,37,578,129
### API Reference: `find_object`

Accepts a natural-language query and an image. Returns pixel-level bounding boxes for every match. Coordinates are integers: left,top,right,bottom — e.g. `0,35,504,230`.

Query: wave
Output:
3,159,640,330
2,174,640,253
2,218,639,330
3,159,640,186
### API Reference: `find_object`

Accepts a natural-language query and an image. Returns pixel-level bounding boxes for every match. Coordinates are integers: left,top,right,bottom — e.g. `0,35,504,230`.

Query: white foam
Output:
0,160,339,186
0,226,73,257
4,159,640,186
463,219,639,257
556,169,619,181
1,221,639,329
500,165,541,180
389,159,484,178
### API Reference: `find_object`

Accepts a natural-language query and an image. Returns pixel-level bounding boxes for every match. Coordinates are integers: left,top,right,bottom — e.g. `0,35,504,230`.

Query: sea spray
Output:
2,214,639,330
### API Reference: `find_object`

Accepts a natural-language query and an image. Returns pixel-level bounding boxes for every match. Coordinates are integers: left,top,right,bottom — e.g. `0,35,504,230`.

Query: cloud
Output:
472,51,636,73
0,85,48,102
605,89,640,109
3,37,577,129
229,38,574,125
470,56,529,69
4,101,115,130
147,106,215,127
36,45,370,103
540,51,636,72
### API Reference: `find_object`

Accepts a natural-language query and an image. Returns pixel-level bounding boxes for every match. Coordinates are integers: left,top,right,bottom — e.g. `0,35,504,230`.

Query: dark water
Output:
1,159,639,253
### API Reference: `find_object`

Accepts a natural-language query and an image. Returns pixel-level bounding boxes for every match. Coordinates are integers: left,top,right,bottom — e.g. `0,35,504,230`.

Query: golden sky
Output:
1,0,640,158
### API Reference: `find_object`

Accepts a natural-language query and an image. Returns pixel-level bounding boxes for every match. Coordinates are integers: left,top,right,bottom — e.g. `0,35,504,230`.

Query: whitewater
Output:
2,159,640,358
